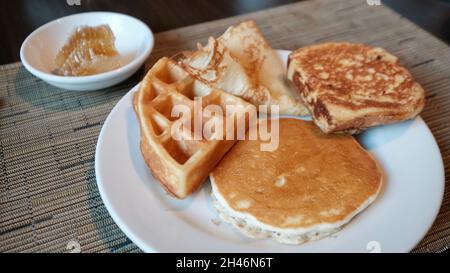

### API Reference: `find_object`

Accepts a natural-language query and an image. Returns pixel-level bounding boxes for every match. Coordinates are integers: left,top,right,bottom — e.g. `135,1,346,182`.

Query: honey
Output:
53,25,122,76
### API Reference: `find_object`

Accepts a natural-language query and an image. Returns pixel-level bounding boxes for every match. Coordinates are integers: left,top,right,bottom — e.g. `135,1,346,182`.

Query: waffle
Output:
134,57,254,199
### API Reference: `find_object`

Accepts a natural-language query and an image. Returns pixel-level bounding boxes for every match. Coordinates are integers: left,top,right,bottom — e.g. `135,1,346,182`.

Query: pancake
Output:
210,118,382,244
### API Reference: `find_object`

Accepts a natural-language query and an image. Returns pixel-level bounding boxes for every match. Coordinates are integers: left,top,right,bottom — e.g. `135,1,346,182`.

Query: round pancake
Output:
210,118,382,244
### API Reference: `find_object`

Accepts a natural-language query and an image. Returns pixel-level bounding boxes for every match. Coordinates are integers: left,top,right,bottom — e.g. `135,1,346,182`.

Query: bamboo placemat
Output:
1,0,449,253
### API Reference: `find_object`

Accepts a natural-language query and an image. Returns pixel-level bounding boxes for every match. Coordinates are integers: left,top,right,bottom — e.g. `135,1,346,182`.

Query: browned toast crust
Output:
288,42,425,134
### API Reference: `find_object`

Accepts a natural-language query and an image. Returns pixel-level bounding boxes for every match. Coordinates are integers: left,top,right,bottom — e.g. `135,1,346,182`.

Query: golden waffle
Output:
134,57,254,199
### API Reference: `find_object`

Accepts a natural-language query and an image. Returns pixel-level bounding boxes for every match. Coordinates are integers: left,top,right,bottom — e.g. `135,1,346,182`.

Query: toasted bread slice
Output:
181,21,309,116
288,42,425,134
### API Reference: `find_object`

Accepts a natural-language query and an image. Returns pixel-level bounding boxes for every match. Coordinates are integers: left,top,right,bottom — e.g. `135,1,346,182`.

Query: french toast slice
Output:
287,42,425,134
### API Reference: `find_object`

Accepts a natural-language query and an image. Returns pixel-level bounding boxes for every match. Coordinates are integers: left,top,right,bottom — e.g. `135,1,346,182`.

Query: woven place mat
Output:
1,0,449,253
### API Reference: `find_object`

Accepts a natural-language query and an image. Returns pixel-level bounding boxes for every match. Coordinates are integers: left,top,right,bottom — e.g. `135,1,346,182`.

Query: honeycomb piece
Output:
53,25,122,76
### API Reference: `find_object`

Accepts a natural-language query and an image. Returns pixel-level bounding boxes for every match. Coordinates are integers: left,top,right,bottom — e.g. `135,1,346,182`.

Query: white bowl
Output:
20,12,154,91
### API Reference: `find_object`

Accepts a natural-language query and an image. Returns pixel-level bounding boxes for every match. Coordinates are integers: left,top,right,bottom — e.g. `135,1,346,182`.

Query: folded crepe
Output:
179,21,309,116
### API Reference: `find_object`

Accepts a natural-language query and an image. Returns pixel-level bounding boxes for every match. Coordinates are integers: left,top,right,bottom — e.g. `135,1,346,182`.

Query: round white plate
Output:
95,50,445,252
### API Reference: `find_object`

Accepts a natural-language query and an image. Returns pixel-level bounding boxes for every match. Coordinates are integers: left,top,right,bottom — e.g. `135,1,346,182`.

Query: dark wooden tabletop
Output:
1,0,449,65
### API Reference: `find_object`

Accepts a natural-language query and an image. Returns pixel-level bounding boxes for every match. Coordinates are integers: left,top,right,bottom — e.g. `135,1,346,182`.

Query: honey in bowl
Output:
53,25,123,76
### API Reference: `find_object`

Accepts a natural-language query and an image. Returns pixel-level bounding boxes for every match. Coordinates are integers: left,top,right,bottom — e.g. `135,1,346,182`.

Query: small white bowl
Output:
20,12,154,91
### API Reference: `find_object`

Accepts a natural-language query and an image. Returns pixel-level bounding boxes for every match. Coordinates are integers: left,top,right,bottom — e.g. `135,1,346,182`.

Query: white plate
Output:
20,12,154,91
95,50,445,252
